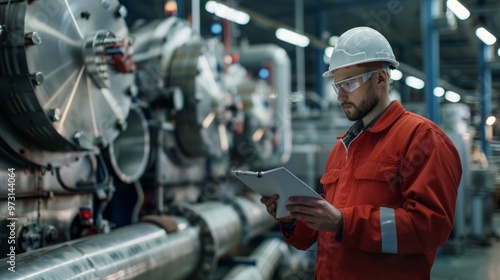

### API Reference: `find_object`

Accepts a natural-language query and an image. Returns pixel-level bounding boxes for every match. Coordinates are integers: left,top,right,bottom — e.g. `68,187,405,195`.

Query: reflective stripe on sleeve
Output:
380,207,397,254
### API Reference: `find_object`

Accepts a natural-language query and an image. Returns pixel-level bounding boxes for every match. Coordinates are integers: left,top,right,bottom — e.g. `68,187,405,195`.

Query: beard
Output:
342,85,379,121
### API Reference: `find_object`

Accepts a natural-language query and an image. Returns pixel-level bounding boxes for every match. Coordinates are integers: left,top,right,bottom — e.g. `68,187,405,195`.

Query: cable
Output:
55,153,111,193
132,180,144,223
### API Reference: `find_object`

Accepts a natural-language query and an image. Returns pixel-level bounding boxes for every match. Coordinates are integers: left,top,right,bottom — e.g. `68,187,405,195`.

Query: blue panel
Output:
177,0,185,19
396,45,410,104
315,10,326,98
479,43,492,159
421,0,440,123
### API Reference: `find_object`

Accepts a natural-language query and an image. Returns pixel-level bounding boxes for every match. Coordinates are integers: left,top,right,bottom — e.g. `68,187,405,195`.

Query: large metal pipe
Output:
226,194,276,244
0,194,276,280
173,201,242,255
0,220,200,280
238,44,293,168
222,238,288,280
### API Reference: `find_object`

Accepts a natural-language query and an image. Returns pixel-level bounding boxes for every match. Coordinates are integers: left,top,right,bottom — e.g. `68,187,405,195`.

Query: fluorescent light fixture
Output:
486,115,496,126
445,91,461,102
205,1,250,25
390,69,403,81
475,27,497,45
275,28,310,47
405,76,425,89
446,0,470,20
434,87,445,97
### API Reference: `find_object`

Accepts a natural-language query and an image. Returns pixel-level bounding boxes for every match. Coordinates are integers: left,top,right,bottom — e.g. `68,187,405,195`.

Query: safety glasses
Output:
332,69,383,94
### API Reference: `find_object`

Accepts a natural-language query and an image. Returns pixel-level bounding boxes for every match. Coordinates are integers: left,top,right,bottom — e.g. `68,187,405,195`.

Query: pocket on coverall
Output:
353,161,399,206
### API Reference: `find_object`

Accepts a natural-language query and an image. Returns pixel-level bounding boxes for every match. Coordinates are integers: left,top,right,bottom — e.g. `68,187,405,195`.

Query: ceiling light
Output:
328,36,339,46
164,0,178,15
475,27,497,45
446,0,470,20
486,116,496,126
258,68,270,80
497,48,500,56
205,1,250,25
390,69,403,81
275,28,310,47
324,46,334,58
210,22,223,35
405,76,425,89
445,91,461,102
434,87,445,97
323,47,334,64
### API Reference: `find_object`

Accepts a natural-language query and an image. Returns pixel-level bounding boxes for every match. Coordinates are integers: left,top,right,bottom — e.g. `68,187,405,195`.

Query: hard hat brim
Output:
322,69,335,78
322,59,399,78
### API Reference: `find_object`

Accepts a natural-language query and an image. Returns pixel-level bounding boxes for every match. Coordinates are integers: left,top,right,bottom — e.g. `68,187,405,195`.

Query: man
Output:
260,27,462,279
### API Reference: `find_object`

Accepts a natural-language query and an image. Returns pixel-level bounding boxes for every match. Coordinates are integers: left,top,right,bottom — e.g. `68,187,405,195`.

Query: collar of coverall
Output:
336,100,406,139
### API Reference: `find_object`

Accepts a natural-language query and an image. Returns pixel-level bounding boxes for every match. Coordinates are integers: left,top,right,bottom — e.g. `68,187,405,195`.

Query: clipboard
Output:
231,167,324,218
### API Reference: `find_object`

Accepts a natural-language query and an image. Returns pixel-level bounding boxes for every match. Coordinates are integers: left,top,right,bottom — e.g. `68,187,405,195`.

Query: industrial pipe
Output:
0,219,200,280
238,44,293,168
222,238,288,280
0,195,278,280
225,194,276,244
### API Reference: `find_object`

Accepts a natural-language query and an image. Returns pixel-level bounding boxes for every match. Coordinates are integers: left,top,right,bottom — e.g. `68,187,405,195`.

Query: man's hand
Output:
286,196,342,232
260,194,294,222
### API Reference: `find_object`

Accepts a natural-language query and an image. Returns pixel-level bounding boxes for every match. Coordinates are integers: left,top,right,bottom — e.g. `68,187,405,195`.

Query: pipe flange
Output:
221,195,250,245
169,203,217,280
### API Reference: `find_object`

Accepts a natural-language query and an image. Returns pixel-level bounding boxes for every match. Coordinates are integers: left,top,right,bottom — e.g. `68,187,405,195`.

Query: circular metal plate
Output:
0,0,133,155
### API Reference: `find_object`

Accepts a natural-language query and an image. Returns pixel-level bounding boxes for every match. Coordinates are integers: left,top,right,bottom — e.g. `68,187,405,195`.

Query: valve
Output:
18,223,42,253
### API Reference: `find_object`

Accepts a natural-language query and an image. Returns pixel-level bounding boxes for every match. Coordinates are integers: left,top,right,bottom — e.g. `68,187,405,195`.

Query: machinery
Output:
0,0,300,279
0,2,490,279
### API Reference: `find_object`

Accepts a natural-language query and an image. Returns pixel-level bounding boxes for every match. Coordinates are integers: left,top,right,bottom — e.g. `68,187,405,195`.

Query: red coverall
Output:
283,101,462,279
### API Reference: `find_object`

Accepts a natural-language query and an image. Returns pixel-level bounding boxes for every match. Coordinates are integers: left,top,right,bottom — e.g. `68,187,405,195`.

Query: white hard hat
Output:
322,27,399,77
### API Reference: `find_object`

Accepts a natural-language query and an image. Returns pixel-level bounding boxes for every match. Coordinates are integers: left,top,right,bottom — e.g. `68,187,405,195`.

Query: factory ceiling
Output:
123,0,500,120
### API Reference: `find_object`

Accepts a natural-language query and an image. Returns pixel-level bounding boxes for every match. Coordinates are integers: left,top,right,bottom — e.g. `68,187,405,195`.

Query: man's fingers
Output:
261,195,280,219
266,202,277,218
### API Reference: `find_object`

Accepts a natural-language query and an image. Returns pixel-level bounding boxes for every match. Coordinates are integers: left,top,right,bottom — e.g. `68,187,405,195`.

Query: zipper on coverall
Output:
341,131,364,161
